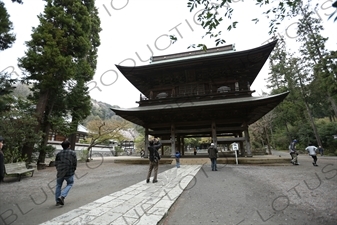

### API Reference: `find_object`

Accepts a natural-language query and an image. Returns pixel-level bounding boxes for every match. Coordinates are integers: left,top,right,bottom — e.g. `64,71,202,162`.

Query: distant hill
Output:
88,99,120,121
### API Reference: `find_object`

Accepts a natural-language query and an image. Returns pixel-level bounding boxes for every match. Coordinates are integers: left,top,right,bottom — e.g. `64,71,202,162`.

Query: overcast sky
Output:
0,0,336,108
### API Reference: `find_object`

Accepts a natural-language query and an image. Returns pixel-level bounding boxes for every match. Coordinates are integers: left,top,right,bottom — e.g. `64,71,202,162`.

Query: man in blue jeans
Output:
55,140,77,206
208,143,218,171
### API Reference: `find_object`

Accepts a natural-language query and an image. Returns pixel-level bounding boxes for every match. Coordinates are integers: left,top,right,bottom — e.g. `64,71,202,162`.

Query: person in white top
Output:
305,144,318,166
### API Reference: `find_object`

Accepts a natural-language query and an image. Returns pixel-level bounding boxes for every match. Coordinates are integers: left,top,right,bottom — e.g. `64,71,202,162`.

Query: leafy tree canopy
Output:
0,1,16,51
183,0,335,49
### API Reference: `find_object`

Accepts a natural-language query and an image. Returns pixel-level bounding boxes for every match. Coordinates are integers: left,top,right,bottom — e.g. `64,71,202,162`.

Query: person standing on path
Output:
0,136,5,183
175,151,181,168
55,140,77,206
208,143,218,171
146,138,162,183
305,143,318,166
289,139,299,165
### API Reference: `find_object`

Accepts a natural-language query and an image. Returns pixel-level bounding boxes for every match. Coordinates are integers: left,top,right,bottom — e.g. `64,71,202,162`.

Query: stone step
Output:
176,159,210,165
113,156,291,165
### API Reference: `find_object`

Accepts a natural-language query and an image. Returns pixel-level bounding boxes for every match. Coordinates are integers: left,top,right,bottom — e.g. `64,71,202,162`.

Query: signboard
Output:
232,142,239,165
232,142,239,151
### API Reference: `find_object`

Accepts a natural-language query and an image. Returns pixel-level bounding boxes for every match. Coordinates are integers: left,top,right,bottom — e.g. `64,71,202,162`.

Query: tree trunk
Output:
37,121,51,165
69,133,77,151
68,117,79,150
21,144,34,163
22,91,49,162
285,122,291,142
264,126,272,155
328,94,337,117
304,101,322,147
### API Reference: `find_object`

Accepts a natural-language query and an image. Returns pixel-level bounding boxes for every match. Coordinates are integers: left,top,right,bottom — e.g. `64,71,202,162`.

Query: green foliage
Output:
17,0,101,162
33,145,56,161
184,137,201,148
316,120,337,154
0,97,42,163
185,0,303,47
3,147,27,163
79,149,88,162
0,72,17,112
134,125,145,151
0,1,16,51
261,1,337,153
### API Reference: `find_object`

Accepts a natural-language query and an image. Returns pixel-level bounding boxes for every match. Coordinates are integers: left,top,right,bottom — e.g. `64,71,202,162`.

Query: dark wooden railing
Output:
137,90,255,106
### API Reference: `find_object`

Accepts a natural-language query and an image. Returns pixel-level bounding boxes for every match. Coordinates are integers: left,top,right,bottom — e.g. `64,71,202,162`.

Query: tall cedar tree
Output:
0,1,15,51
294,3,336,146
18,0,101,163
296,4,337,118
67,1,101,151
0,0,24,112
0,0,23,51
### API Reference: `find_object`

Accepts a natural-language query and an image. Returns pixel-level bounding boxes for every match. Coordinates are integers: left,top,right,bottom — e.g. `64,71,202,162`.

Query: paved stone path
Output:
39,165,201,225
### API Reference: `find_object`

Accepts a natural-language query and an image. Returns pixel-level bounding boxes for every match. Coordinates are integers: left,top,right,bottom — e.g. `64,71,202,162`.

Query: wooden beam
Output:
148,126,244,135
146,119,246,128
170,124,175,156
217,137,246,142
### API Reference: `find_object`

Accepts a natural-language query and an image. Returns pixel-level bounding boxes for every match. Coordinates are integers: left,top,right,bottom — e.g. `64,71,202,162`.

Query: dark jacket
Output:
289,141,297,154
208,146,218,159
0,151,4,181
55,148,77,178
148,141,162,162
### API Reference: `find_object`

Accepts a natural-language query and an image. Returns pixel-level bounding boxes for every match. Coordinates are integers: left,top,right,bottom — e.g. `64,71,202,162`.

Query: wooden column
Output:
182,136,185,155
177,135,181,154
211,121,218,147
238,132,244,156
161,144,164,156
171,124,176,157
243,122,252,157
144,128,149,158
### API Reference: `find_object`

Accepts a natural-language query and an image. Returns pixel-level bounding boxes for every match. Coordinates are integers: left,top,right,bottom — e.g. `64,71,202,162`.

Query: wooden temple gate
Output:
111,40,289,158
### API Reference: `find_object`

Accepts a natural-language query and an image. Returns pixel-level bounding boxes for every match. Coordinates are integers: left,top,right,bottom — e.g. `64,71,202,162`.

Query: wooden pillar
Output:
171,124,176,157
177,135,181,154
238,132,244,156
211,121,218,147
161,144,164,156
243,122,252,157
144,128,149,158
182,136,185,156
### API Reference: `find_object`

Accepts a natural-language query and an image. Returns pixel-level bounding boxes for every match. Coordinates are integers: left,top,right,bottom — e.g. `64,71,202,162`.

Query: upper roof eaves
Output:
150,44,235,64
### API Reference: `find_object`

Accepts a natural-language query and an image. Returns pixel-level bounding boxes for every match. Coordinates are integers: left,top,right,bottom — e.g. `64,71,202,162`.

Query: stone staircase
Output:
113,155,291,165
176,158,211,165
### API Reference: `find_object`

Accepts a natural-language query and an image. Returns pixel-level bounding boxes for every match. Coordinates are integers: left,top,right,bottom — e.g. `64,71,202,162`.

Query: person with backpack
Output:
289,139,299,165
146,138,162,183
175,151,181,168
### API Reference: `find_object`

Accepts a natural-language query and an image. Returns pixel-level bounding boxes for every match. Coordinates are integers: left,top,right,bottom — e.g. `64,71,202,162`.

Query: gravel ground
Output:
0,157,173,225
160,154,337,225
0,154,336,225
